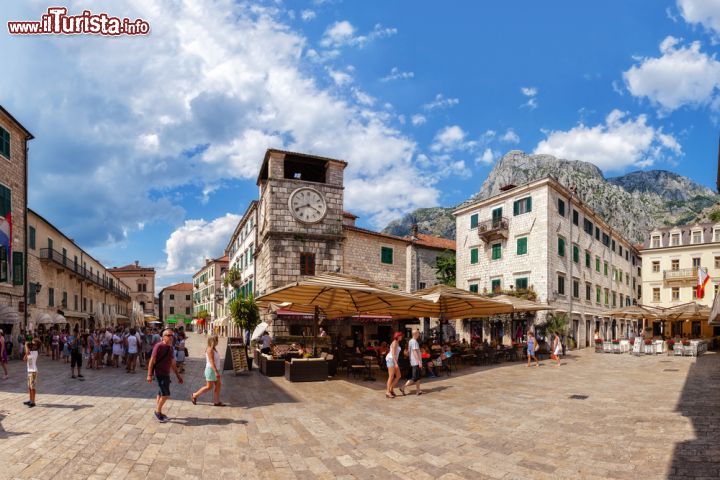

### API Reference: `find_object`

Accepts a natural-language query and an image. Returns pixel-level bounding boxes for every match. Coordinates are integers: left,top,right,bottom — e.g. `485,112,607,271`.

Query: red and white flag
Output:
697,267,711,299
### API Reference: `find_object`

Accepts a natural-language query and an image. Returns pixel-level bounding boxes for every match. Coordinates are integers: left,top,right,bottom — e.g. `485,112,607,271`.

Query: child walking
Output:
23,337,39,408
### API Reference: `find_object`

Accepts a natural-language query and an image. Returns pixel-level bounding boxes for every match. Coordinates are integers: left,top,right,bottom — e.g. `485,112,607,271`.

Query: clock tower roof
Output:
257,148,348,185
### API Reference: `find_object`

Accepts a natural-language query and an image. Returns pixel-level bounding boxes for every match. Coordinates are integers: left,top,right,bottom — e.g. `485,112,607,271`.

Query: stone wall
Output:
343,229,406,289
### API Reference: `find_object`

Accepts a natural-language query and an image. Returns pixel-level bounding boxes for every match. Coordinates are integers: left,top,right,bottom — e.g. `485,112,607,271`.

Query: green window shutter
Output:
470,214,478,229
470,248,479,264
596,286,601,303
558,237,565,257
513,200,519,216
516,237,528,255
596,257,600,272
0,183,10,217
29,226,35,250
469,284,479,293
491,279,501,293
0,245,6,283
0,127,10,159
604,262,608,276
381,247,393,264
12,252,23,285
29,282,36,304
491,243,502,260
526,197,532,212
585,251,590,268
572,245,579,263
515,277,528,290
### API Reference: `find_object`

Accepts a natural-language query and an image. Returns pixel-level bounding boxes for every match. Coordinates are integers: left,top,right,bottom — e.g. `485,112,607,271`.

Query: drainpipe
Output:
23,138,29,331
567,193,574,351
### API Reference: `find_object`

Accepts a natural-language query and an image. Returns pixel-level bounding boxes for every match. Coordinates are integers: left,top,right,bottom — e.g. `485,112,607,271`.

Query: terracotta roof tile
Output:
163,282,193,291
414,233,456,251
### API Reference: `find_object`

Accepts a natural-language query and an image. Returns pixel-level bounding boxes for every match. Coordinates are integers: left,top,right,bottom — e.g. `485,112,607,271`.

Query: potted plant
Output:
682,339,690,346
629,338,635,346
229,295,260,370
667,339,675,350
611,339,620,344
644,339,652,345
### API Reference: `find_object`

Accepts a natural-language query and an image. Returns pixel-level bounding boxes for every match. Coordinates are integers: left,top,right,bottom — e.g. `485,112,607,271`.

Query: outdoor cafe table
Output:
362,356,377,382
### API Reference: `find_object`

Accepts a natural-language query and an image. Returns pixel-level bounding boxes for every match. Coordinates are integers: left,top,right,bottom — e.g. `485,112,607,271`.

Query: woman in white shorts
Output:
551,333,562,367
191,335,225,407
385,332,403,399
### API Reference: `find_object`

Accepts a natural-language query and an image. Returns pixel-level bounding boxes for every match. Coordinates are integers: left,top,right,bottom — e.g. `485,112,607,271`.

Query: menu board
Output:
224,341,249,374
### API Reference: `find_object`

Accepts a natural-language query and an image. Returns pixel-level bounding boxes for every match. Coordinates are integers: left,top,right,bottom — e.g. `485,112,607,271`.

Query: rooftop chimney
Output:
499,184,517,192
411,223,419,241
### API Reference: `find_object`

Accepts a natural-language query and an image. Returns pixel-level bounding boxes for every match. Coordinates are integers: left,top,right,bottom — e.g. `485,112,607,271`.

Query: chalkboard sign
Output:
224,342,249,374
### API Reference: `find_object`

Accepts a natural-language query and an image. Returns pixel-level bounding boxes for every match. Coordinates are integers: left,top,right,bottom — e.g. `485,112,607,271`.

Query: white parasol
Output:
251,322,269,341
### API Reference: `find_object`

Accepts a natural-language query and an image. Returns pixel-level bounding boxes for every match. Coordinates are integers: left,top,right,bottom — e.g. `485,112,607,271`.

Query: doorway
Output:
351,325,364,349
585,320,591,347
377,325,392,344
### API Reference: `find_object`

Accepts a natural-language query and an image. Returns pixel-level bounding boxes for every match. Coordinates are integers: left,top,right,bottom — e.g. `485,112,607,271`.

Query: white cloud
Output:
352,88,375,106
422,93,459,111
677,0,720,35
327,68,353,86
476,148,498,165
300,9,316,21
411,114,426,126
320,21,396,49
0,0,438,254
380,67,414,82
430,125,476,152
159,213,241,280
500,128,520,144
534,109,682,172
623,36,720,112
520,86,538,109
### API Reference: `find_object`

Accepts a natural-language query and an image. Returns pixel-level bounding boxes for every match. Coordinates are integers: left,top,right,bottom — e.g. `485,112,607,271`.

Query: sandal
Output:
398,386,406,396
417,391,424,396
385,393,394,399
191,394,197,405
213,402,226,407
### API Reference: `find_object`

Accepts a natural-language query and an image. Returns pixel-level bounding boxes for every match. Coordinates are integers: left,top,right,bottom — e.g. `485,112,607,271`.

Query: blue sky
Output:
1,0,718,288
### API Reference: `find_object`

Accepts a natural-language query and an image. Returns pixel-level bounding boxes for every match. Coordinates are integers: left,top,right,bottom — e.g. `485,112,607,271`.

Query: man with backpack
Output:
146,328,183,423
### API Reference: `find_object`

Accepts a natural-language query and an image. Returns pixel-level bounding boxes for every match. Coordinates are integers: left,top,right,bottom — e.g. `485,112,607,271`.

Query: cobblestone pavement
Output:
0,333,717,480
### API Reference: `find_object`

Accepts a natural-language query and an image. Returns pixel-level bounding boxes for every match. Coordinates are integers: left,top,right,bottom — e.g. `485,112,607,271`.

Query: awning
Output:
35,313,53,324
213,317,229,327
275,309,314,321
64,311,89,319
346,314,393,323
166,318,178,324
0,304,20,324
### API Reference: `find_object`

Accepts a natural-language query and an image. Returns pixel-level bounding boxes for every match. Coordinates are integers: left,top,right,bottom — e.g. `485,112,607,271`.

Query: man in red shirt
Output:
146,329,183,422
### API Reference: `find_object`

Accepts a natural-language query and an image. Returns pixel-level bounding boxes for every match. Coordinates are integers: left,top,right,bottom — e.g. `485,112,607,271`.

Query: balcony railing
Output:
477,217,509,243
39,248,131,301
663,267,705,283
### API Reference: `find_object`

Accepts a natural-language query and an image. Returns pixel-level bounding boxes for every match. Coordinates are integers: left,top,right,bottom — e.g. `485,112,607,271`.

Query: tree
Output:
229,295,260,344
545,313,569,336
435,250,456,287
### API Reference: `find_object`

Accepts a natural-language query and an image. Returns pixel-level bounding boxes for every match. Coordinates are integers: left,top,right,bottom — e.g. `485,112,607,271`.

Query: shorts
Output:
27,372,37,390
527,349,535,357
410,365,422,382
93,346,102,353
156,375,171,397
204,367,219,382
386,358,396,368
70,350,83,368
175,350,185,363
550,354,558,360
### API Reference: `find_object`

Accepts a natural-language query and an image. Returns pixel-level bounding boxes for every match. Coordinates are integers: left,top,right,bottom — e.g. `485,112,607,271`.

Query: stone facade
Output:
0,106,32,334
454,177,641,348
26,209,131,332
641,223,720,338
343,227,407,289
158,282,192,325
108,262,157,318
192,256,228,322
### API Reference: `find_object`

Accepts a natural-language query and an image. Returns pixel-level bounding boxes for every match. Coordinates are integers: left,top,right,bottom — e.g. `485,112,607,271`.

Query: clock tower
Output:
255,149,346,299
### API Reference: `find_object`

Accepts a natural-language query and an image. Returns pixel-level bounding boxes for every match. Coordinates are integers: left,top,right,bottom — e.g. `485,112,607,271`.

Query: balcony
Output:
663,267,705,284
477,217,509,243
40,248,131,301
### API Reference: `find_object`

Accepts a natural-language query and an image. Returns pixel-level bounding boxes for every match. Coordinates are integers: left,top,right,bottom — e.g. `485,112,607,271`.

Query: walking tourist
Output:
61,330,70,363
174,328,186,374
191,335,225,407
146,328,184,423
401,329,423,396
527,331,539,367
385,332,403,398
112,328,123,367
551,333,562,367
68,326,84,379
126,327,140,373
51,330,60,361
0,330,8,380
23,337,40,408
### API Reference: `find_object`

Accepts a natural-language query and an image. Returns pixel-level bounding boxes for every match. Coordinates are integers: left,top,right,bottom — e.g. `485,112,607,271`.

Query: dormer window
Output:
651,235,661,248
670,233,680,246
714,228,720,243
691,230,702,244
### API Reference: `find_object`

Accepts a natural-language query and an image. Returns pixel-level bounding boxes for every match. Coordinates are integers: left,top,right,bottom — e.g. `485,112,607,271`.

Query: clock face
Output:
289,187,327,224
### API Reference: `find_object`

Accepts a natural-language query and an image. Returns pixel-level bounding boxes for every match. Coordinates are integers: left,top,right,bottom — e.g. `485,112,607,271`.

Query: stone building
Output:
158,282,192,327
108,261,157,320
0,105,33,335
26,209,131,332
641,223,720,338
192,256,228,326
250,149,455,343
454,176,641,348
219,201,257,337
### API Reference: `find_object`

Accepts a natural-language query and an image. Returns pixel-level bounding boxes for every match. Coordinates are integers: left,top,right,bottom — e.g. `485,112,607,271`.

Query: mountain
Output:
382,150,720,244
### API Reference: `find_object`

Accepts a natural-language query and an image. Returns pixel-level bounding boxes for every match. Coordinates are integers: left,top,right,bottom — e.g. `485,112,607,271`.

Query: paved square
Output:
0,334,717,479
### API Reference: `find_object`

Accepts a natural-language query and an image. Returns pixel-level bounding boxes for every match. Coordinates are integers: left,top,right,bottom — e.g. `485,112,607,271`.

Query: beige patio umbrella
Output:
606,305,661,319
663,302,711,321
412,285,515,319
256,272,439,353
489,294,552,313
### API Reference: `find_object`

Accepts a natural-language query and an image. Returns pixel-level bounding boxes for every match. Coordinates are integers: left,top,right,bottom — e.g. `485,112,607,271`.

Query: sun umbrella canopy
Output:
487,294,552,313
251,321,269,341
412,284,515,319
606,305,660,319
0,304,20,324
663,302,711,321
256,273,437,318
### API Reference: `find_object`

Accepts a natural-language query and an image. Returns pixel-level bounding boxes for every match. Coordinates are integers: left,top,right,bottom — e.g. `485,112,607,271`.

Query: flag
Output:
711,287,720,325
697,267,710,299
0,212,10,279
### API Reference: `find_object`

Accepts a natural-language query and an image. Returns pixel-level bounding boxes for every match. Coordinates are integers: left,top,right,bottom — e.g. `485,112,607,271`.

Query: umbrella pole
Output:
313,306,319,357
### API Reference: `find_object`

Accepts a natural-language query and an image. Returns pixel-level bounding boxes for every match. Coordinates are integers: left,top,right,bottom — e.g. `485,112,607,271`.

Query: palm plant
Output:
545,313,569,336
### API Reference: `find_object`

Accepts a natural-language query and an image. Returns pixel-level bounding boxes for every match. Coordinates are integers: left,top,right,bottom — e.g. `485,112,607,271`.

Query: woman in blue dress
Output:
526,331,539,367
